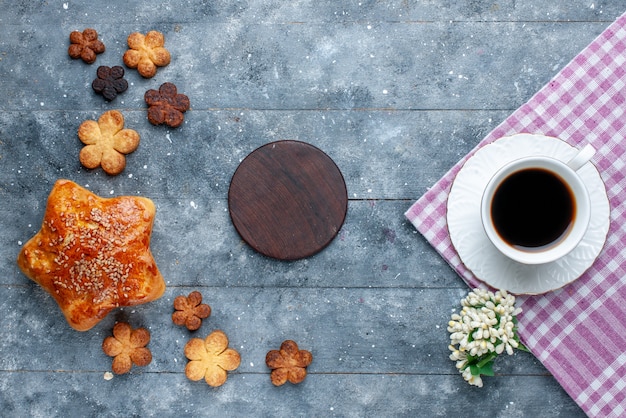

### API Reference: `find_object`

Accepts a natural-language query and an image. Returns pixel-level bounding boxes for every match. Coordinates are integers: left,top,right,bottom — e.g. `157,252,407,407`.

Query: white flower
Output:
447,288,523,387
462,367,483,387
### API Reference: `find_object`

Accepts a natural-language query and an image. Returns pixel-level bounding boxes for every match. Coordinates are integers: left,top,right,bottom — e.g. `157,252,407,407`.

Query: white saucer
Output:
447,133,610,295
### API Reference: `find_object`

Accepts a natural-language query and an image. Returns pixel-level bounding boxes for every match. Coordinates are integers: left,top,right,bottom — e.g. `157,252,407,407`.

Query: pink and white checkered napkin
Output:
405,13,626,418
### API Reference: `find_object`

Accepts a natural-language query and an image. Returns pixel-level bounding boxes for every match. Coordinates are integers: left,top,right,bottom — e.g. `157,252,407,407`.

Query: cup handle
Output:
566,144,595,171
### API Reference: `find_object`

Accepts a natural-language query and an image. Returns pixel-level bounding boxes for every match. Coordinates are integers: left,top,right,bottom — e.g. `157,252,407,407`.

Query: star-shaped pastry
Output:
17,179,166,331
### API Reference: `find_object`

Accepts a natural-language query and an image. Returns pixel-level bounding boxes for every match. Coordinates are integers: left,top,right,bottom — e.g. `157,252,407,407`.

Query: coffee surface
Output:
491,168,575,249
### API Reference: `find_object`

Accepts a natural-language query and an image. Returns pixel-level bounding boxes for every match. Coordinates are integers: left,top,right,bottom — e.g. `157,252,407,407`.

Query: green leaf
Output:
478,361,495,376
469,359,496,377
469,364,480,376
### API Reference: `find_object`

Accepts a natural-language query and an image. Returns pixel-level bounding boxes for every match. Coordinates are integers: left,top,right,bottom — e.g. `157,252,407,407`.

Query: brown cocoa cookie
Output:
144,82,190,128
265,340,313,386
68,28,105,64
92,66,128,101
172,291,211,331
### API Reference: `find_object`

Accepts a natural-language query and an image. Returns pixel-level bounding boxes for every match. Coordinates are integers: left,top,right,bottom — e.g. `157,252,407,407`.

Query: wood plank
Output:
0,372,585,417
2,1,622,24
5,196,464,289
0,108,509,201
0,285,550,376
0,22,610,111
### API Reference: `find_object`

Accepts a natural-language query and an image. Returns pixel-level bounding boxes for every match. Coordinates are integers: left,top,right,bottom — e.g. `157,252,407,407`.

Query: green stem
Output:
476,352,497,368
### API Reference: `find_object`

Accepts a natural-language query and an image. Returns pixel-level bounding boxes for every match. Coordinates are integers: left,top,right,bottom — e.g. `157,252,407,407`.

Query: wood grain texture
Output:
2,1,622,416
229,140,347,260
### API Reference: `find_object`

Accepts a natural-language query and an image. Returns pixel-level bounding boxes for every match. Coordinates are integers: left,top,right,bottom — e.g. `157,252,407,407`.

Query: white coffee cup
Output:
480,144,595,264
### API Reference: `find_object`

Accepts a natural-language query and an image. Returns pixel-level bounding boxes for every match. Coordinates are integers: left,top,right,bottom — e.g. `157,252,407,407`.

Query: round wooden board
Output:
228,140,348,260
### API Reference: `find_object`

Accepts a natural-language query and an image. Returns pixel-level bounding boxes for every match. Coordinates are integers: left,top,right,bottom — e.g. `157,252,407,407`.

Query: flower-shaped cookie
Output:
184,330,241,387
102,322,152,374
68,28,105,64
144,82,190,128
92,66,128,101
78,110,140,175
172,291,211,331
265,340,313,386
123,30,171,78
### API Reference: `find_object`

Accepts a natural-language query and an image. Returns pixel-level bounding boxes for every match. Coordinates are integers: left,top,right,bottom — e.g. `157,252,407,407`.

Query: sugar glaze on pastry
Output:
17,179,165,331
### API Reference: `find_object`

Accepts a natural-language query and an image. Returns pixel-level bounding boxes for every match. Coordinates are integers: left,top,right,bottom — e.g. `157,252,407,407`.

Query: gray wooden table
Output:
1,2,622,416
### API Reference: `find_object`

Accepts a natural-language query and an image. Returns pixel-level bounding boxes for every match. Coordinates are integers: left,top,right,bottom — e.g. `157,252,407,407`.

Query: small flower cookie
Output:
68,28,105,64
265,340,313,386
78,110,140,175
144,82,190,128
123,30,170,78
92,66,128,101
184,330,241,387
102,322,152,374
173,291,211,331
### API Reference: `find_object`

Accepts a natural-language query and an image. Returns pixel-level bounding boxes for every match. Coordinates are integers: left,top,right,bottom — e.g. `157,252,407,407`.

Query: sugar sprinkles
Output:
47,199,141,306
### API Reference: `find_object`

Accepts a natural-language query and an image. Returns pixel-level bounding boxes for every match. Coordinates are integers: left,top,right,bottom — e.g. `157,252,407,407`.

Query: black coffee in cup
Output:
490,168,575,250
